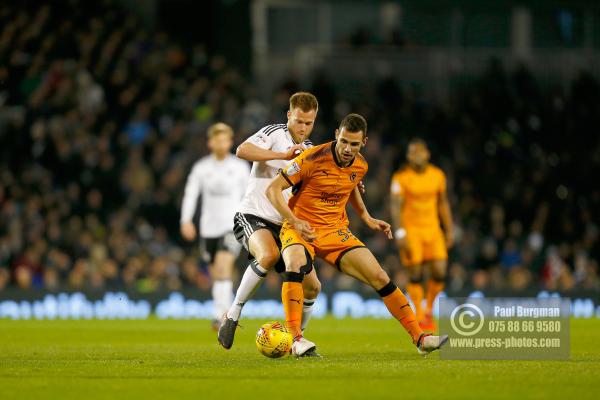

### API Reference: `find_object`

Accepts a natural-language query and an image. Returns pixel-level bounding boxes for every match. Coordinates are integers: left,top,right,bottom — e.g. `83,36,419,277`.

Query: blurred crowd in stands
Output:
1,1,598,295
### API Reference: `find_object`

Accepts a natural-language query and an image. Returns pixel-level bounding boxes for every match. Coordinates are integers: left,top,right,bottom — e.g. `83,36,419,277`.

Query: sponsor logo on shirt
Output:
320,191,342,206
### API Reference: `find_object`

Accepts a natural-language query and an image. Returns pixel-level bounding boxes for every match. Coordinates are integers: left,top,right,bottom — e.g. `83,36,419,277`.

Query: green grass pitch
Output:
0,317,598,399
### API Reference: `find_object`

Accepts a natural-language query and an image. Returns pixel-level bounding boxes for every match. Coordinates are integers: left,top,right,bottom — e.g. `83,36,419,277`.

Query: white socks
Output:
212,279,233,320
301,298,315,332
223,260,317,329
226,260,267,321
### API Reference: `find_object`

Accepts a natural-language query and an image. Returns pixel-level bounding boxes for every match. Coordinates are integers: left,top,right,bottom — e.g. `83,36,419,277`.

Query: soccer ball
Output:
255,321,293,358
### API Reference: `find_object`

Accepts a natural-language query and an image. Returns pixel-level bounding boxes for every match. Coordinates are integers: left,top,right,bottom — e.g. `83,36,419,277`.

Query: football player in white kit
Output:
180,122,250,330
218,93,322,353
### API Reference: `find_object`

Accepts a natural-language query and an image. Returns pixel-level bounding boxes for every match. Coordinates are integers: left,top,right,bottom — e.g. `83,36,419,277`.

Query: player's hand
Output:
366,217,393,239
180,222,197,241
282,144,305,160
445,230,455,248
358,180,366,194
292,218,316,242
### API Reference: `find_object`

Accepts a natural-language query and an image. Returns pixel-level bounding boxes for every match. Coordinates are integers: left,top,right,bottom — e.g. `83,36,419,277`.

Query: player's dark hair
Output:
339,113,367,137
408,137,427,148
289,92,319,112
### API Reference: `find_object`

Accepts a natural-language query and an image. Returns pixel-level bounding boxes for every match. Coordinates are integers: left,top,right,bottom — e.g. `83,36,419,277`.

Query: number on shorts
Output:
337,229,351,242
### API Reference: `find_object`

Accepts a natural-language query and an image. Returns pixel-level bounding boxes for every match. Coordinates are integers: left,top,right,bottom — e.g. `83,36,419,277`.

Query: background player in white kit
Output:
218,93,322,351
180,122,250,330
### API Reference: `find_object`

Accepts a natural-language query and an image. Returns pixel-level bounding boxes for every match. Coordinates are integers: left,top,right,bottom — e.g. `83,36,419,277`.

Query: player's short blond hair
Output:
207,122,233,139
289,92,318,112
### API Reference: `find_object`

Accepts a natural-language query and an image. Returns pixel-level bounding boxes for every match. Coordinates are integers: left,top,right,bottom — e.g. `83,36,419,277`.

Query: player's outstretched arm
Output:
236,142,304,162
265,175,316,241
349,187,393,239
438,188,454,248
390,177,411,256
180,163,203,241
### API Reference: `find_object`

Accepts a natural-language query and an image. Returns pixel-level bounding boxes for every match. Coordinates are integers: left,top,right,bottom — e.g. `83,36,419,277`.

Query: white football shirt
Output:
181,154,250,238
238,123,312,225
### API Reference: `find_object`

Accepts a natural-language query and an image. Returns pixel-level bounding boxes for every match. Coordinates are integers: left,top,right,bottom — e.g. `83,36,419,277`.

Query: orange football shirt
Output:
280,141,368,228
390,164,446,229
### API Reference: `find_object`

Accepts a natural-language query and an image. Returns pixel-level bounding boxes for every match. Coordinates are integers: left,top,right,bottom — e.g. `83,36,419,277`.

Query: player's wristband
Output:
394,228,407,239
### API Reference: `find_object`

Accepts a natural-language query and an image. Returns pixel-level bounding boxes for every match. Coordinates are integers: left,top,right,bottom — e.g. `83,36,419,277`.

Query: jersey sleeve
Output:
180,161,203,223
438,170,447,193
243,127,275,150
279,150,314,187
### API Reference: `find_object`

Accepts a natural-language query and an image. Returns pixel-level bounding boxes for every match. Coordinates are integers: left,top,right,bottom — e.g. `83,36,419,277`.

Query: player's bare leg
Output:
422,259,447,331
249,230,282,271
339,247,448,355
210,250,235,331
281,244,317,357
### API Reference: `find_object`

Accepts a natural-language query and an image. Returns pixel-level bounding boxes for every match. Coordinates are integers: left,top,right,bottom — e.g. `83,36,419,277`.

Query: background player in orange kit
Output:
390,139,454,332
266,114,448,357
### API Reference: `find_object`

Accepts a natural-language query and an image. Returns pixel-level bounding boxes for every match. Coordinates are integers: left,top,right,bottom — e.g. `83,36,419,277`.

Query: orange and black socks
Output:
281,272,305,340
377,281,423,345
